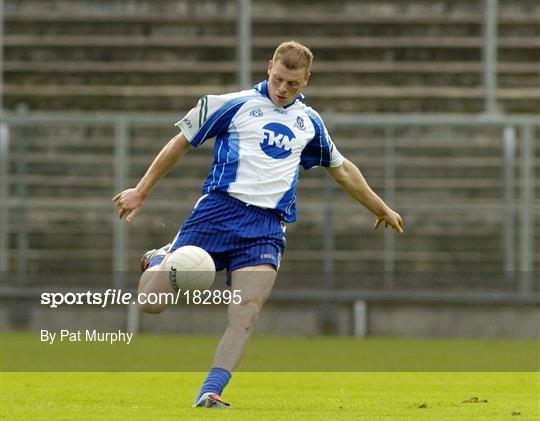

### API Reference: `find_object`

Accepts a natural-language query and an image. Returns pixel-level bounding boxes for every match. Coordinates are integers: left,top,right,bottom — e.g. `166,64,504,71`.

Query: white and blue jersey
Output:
175,80,344,223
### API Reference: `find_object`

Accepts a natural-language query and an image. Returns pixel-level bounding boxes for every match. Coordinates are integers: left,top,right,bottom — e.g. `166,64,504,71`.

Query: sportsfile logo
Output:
40,289,182,308
40,289,242,308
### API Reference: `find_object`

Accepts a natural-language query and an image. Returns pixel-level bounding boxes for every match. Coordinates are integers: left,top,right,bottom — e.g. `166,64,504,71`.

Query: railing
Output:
324,112,538,299
0,110,538,304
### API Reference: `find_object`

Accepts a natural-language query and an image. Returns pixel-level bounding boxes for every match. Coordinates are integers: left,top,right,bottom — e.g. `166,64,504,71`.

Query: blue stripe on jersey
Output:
190,95,257,147
275,165,300,222
203,123,241,194
300,110,331,170
219,123,241,189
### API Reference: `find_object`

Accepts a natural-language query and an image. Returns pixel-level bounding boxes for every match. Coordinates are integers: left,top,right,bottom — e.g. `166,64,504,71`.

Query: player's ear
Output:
267,60,273,76
304,71,311,86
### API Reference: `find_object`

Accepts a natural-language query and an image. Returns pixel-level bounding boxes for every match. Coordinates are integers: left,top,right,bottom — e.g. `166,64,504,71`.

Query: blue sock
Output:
196,367,232,402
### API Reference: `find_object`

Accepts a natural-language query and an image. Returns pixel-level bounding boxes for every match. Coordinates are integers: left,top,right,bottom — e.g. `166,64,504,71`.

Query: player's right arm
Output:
113,131,192,223
114,92,240,223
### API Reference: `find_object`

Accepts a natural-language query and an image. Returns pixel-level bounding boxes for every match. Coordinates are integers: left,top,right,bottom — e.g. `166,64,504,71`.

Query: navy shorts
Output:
149,192,286,276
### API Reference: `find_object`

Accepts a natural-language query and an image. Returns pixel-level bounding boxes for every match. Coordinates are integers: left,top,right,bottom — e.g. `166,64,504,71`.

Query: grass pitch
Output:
1,334,539,420
2,372,538,420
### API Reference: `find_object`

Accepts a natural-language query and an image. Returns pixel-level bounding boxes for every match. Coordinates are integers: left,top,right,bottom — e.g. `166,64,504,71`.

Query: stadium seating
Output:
2,0,539,292
6,122,539,293
3,0,539,112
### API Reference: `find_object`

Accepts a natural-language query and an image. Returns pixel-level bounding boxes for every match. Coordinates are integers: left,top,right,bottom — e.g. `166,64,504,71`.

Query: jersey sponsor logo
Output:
295,116,305,130
249,108,264,117
260,122,295,159
274,108,287,114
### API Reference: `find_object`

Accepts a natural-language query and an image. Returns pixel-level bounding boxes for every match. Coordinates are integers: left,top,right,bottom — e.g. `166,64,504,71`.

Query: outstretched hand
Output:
112,188,146,223
374,210,404,233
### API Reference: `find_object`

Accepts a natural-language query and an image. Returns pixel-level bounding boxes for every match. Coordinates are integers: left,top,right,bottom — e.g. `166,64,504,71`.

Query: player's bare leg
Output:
194,264,277,408
137,256,176,314
212,264,277,371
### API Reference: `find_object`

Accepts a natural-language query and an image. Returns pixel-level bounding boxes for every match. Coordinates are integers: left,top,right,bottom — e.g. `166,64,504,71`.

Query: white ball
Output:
165,246,216,291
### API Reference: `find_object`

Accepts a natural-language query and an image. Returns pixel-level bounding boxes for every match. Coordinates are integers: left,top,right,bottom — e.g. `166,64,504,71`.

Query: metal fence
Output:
0,110,538,305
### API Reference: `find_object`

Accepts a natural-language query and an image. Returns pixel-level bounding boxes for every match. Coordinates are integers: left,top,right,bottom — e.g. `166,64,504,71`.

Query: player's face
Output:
267,60,310,107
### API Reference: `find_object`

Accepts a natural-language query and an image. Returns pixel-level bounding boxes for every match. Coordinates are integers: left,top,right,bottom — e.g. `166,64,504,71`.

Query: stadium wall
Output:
2,0,539,339
1,302,539,339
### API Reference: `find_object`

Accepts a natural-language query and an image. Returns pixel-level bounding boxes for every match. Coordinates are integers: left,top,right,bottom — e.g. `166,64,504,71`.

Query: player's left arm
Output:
326,158,404,233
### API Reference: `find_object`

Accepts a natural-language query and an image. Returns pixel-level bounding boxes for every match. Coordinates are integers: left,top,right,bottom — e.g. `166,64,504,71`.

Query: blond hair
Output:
272,41,313,74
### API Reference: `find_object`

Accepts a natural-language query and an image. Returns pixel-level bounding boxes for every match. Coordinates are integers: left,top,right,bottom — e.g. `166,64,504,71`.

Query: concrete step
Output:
6,34,539,49
5,60,539,75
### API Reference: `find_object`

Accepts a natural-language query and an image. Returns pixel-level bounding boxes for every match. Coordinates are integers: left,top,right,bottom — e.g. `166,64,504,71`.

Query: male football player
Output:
113,41,403,408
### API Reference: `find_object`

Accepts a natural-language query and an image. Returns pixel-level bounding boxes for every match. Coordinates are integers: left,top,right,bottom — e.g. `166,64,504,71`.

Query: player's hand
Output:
112,188,146,223
374,210,404,233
